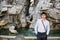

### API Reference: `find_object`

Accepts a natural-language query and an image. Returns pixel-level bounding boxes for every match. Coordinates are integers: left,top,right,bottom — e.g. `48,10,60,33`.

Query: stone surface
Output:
0,0,60,30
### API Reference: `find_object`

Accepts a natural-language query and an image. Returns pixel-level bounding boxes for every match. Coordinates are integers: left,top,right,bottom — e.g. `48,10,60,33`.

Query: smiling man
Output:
34,12,50,40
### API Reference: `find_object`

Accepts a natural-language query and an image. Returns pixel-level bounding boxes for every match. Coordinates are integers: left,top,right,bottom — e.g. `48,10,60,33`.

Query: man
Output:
34,12,50,40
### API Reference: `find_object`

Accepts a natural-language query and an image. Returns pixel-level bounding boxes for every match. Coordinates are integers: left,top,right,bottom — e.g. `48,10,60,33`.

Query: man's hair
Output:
41,12,47,16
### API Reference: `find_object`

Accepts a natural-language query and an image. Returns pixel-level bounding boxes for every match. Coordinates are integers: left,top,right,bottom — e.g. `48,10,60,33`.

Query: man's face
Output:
41,14,46,19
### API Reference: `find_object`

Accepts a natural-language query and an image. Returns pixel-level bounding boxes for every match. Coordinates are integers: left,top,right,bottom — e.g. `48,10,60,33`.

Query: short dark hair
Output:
41,12,47,16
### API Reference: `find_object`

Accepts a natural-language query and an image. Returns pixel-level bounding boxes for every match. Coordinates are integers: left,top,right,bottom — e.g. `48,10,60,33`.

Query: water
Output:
0,28,60,37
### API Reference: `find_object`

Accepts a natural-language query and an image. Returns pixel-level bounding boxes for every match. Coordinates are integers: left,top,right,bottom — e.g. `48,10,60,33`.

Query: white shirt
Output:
34,19,50,35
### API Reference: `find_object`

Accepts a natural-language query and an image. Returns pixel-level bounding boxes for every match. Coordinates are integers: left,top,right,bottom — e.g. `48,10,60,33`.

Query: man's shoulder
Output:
46,20,49,23
37,19,41,20
37,19,41,21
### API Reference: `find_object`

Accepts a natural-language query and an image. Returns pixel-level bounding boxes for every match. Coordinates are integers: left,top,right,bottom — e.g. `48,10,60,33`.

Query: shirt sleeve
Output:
46,21,50,35
34,20,38,34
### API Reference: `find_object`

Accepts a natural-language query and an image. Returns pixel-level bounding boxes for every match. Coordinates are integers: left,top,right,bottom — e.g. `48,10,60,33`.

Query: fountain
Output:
0,0,60,40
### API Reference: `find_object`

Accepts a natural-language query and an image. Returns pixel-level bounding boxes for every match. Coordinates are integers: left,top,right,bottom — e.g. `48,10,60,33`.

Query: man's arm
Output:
34,20,38,34
47,22,50,35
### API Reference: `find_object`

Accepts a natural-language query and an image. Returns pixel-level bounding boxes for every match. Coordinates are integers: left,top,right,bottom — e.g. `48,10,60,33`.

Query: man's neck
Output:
42,18,46,21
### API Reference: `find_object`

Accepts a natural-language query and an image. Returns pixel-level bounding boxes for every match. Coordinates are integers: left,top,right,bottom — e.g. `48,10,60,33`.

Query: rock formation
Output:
0,0,60,32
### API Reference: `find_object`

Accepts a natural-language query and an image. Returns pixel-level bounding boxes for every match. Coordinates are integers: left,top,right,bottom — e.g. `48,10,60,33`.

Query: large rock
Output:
1,0,7,6
29,0,52,28
55,2,60,9
20,13,27,27
48,8,60,19
16,0,25,5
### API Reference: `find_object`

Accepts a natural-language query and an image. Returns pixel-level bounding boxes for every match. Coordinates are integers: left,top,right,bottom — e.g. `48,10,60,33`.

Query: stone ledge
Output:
0,35,60,39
